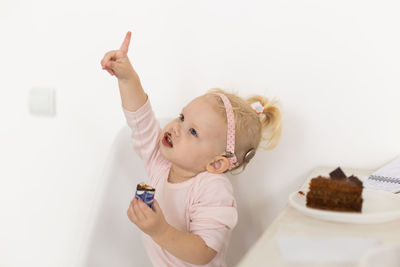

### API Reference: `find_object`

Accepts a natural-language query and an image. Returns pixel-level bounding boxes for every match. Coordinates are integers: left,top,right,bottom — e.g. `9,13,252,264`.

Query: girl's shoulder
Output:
196,171,231,184
187,172,237,213
191,172,235,197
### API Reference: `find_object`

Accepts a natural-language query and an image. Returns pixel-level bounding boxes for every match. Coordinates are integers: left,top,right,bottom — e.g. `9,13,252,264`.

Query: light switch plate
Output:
28,87,56,116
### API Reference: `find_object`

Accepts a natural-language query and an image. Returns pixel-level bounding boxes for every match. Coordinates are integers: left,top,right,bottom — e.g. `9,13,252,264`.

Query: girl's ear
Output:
206,156,230,174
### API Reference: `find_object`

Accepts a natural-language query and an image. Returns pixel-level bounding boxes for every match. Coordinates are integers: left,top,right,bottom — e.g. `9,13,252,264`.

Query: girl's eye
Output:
179,113,184,122
189,128,198,137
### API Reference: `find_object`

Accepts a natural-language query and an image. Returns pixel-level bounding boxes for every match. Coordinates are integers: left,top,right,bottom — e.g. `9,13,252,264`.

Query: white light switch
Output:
28,87,56,116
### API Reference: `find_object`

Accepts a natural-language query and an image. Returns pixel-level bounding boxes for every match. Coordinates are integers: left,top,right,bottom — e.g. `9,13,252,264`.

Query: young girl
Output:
100,31,282,267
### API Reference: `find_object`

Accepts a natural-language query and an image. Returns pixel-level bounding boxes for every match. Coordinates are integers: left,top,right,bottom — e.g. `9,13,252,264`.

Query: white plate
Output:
289,189,400,224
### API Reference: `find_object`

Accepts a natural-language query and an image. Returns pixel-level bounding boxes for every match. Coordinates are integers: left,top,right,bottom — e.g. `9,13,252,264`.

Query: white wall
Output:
1,0,399,266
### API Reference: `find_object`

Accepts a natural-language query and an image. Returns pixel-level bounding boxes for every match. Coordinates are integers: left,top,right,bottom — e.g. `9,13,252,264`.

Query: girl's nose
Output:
172,124,181,137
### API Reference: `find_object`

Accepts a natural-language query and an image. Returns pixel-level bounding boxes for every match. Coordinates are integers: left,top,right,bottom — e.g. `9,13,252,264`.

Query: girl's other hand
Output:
100,31,136,80
127,198,170,239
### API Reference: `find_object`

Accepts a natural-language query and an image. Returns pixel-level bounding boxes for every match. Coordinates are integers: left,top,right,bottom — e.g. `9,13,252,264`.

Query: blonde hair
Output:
206,88,282,172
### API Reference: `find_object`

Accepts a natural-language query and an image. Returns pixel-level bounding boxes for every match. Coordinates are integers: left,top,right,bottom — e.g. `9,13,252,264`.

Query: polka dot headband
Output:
215,93,238,170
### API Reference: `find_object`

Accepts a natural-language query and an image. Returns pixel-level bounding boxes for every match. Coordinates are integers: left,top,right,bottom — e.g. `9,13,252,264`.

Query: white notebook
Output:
364,156,400,193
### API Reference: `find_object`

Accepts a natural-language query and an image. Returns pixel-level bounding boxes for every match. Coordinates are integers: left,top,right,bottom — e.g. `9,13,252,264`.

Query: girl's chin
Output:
159,145,171,158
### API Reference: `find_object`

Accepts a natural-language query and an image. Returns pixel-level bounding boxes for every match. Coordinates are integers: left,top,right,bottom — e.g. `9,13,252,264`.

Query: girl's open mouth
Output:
162,132,173,148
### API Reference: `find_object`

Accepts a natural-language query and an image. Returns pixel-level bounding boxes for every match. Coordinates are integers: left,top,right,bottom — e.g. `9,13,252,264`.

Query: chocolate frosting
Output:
348,175,363,186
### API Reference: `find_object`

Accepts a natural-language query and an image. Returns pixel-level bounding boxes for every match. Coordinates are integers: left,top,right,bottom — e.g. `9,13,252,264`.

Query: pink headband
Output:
215,93,237,170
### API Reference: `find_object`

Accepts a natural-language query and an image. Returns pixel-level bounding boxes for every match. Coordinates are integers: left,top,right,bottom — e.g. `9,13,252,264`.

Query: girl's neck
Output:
168,165,197,184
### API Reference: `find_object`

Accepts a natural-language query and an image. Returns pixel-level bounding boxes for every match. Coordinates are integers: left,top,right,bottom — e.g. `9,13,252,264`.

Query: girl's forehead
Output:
184,96,226,136
184,96,217,118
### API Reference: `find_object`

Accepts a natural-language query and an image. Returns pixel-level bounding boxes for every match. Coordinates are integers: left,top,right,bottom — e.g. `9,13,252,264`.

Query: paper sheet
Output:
365,156,400,193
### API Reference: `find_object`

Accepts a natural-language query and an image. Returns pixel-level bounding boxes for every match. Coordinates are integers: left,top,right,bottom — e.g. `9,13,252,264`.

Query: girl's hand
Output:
127,198,169,239
101,31,136,80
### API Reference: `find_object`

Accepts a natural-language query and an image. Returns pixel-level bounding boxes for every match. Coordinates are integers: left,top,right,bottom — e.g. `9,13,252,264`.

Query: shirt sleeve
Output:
122,98,168,185
188,176,238,253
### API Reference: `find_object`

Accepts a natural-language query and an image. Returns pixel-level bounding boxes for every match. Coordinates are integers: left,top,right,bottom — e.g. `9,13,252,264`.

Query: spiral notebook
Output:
364,156,400,193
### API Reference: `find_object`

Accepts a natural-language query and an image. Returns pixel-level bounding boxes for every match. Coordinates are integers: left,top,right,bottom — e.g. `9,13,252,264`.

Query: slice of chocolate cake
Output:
306,167,363,212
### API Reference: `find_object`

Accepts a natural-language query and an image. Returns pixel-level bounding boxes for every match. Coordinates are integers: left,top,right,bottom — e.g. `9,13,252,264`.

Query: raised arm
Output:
101,31,147,112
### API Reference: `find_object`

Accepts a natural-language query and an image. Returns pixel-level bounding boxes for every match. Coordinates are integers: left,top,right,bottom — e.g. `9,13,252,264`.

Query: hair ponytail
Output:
246,95,282,150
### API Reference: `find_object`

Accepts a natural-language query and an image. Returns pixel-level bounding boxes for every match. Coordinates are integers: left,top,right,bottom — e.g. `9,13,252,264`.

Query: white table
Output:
236,167,400,267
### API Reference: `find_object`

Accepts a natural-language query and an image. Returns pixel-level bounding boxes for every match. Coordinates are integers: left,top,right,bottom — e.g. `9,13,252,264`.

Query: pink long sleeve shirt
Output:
123,99,238,267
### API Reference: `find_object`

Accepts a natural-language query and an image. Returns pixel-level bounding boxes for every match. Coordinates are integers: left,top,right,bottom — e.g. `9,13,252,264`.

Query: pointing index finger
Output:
120,31,131,55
